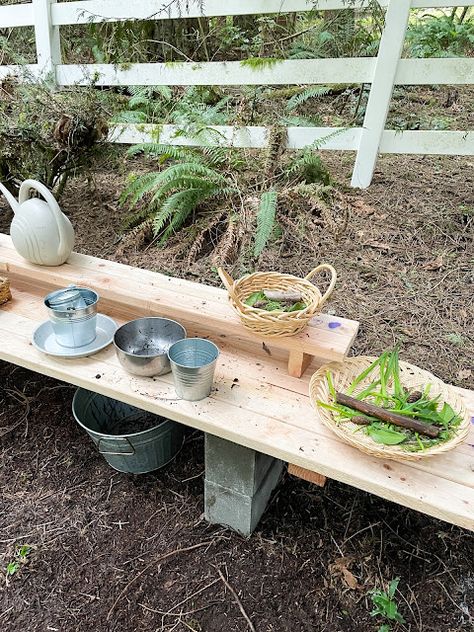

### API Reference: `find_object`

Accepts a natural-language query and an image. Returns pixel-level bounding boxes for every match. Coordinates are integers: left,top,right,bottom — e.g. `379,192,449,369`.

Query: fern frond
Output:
120,172,163,207
285,86,331,112
159,204,194,244
153,188,201,236
149,162,228,188
254,190,278,257
147,176,218,210
201,146,229,167
128,94,150,110
127,143,194,162
286,152,331,186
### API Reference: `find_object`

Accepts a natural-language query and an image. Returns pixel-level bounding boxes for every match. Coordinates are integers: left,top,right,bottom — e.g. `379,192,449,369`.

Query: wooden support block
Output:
288,463,327,487
288,350,313,378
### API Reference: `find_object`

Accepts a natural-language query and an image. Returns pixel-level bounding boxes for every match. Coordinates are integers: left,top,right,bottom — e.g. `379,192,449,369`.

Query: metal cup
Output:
46,284,87,311
168,338,219,401
44,287,99,348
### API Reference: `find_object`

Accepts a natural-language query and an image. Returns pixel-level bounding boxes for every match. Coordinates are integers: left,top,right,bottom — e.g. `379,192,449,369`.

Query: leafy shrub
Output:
407,14,474,57
0,76,111,195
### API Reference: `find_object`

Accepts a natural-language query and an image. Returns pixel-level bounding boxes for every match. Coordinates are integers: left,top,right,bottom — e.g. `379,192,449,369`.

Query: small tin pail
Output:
168,338,219,401
44,286,98,348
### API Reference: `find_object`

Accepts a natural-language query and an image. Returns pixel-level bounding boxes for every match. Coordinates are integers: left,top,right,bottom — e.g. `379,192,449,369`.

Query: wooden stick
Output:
218,569,256,632
336,392,440,439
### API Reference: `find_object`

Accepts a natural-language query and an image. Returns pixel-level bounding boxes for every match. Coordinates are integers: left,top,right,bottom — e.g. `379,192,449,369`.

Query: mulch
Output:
0,151,473,631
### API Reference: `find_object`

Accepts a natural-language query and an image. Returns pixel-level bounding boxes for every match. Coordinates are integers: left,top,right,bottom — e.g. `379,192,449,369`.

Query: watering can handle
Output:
97,436,135,456
305,264,337,307
19,180,67,258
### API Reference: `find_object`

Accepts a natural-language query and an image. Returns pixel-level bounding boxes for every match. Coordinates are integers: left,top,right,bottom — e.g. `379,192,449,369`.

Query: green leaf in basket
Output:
245,291,266,307
366,425,407,445
286,301,306,312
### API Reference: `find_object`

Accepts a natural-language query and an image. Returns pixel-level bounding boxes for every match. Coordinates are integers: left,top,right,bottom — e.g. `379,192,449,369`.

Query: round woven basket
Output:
309,356,470,461
217,265,337,338
0,276,12,305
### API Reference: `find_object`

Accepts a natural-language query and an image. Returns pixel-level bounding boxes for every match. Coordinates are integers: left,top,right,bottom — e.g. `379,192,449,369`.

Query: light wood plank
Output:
1,311,472,531
2,282,474,496
0,234,359,371
48,0,474,26
288,351,313,378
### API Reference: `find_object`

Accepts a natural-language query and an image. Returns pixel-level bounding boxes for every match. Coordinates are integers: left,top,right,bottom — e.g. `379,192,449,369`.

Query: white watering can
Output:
0,179,75,266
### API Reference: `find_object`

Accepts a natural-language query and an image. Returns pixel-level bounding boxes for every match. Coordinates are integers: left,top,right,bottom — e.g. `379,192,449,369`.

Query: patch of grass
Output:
369,577,405,631
5,544,31,579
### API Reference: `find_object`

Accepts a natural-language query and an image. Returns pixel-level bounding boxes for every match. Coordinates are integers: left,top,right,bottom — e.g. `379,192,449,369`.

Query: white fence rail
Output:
1,0,473,187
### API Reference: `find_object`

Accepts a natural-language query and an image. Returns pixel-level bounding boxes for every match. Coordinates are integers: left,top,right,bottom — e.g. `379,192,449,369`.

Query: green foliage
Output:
245,290,306,312
285,130,345,184
113,86,173,125
0,76,112,195
286,151,331,185
407,14,474,58
5,544,31,579
370,578,405,630
254,189,278,257
114,85,230,141
240,57,284,70
121,148,236,241
285,87,331,113
320,346,463,451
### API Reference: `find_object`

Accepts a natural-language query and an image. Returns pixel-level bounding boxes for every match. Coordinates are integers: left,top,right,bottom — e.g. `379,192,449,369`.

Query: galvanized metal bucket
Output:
168,338,219,401
45,286,98,348
72,389,184,473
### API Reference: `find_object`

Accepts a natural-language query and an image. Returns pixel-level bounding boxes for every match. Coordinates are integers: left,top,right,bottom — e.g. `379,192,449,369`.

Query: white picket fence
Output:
1,0,473,187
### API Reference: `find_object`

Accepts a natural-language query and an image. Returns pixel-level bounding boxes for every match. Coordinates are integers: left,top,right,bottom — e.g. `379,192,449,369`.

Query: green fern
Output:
127,143,196,162
121,145,237,243
286,152,331,185
254,189,278,257
284,129,346,185
285,86,331,112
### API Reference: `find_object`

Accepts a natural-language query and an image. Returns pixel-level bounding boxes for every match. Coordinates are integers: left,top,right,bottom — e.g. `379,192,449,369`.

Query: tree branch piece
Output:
336,392,440,438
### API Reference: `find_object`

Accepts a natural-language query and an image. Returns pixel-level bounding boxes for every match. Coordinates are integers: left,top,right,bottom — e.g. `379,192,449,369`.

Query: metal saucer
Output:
33,314,117,358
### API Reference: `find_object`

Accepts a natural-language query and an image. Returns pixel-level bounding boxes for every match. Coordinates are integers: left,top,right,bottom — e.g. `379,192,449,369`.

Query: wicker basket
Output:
0,276,12,305
217,265,337,338
309,357,470,461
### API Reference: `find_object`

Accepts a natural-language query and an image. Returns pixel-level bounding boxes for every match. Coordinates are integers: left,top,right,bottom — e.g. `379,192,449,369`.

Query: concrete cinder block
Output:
204,434,284,536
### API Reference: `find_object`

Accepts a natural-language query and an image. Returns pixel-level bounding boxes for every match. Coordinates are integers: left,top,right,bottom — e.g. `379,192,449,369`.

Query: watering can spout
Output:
0,182,19,214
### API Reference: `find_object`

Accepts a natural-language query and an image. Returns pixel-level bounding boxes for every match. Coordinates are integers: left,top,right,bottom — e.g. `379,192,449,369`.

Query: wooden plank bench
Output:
1,233,473,534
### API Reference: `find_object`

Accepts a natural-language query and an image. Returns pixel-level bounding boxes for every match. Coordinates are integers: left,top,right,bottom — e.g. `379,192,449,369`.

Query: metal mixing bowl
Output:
114,317,186,377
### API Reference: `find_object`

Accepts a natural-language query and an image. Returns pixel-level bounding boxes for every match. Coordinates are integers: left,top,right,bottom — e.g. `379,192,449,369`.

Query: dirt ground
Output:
0,151,473,631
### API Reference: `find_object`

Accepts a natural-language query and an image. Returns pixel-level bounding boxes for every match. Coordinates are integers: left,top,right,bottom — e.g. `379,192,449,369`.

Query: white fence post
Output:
351,0,411,188
32,0,61,79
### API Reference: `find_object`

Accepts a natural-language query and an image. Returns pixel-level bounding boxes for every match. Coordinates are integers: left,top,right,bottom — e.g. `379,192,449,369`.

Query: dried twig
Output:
218,569,256,632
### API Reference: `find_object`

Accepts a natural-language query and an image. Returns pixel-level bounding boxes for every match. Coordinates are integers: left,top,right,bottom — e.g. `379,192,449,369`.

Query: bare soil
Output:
0,151,473,631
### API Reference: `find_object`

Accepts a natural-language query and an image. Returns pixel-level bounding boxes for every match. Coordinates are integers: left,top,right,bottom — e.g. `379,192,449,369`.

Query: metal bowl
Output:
114,317,186,377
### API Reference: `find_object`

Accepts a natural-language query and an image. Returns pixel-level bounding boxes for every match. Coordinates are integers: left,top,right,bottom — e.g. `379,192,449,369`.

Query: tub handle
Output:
97,436,135,456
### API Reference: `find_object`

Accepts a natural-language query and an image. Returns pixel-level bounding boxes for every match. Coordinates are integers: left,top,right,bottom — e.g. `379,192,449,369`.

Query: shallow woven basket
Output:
217,265,337,338
309,356,470,461
0,276,12,305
